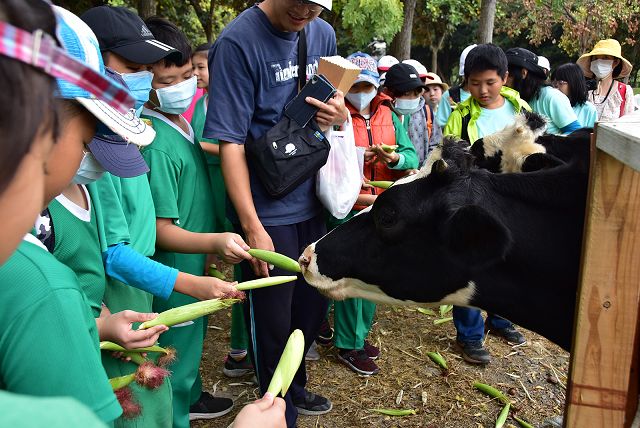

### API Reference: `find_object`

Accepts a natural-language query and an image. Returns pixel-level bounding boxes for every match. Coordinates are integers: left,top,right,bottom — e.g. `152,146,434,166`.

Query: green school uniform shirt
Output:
141,108,216,276
0,391,107,428
0,236,121,423
191,95,220,166
48,189,107,317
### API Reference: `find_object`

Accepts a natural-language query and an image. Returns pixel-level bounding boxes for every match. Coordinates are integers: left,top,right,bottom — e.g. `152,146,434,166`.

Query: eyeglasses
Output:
292,0,323,12
551,80,568,88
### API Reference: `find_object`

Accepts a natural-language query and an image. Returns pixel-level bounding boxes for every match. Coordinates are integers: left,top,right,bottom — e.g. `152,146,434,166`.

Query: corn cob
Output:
138,298,239,330
369,408,416,416
208,264,226,280
236,276,297,291
380,144,398,153
368,180,393,189
495,402,511,428
109,373,136,390
248,249,301,273
426,351,448,371
267,329,305,396
473,382,511,405
100,341,169,354
514,416,534,428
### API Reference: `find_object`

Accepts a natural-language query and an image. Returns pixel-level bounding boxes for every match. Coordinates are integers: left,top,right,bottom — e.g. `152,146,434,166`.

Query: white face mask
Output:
150,76,197,114
590,59,614,80
73,152,105,185
394,96,422,115
346,89,377,112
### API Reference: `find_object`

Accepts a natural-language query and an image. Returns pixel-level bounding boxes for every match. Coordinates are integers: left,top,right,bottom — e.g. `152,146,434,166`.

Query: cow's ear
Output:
444,205,512,268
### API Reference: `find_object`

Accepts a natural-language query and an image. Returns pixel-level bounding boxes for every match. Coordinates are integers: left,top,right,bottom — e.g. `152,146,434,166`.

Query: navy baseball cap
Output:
383,63,426,93
81,6,181,65
87,69,150,178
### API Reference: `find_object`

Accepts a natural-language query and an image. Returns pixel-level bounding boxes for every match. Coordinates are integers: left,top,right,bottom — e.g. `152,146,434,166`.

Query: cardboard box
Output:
317,56,361,94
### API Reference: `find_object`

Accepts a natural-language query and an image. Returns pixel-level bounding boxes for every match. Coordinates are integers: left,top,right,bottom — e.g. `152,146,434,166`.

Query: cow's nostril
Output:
299,255,310,269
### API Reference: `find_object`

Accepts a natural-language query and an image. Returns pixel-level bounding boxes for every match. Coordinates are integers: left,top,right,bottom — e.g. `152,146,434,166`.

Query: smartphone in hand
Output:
284,74,336,128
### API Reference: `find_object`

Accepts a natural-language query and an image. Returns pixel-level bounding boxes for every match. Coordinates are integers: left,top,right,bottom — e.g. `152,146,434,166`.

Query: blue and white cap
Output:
346,52,380,88
54,6,154,148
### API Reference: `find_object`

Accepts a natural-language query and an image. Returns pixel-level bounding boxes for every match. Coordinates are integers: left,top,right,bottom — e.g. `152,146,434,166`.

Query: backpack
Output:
618,81,627,117
448,85,462,106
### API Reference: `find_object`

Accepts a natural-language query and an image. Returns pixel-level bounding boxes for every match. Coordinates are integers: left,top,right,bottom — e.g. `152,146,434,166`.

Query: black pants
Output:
237,215,329,428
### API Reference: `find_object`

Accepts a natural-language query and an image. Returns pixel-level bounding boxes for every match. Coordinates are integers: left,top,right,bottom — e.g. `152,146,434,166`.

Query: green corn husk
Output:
267,329,305,396
138,298,239,330
380,144,398,153
439,304,453,317
122,352,147,365
369,408,416,416
426,351,448,371
368,180,393,189
514,416,535,428
236,276,297,291
433,317,453,325
417,307,437,316
208,264,226,280
100,341,169,355
495,402,511,428
248,249,301,273
473,382,511,405
110,373,136,390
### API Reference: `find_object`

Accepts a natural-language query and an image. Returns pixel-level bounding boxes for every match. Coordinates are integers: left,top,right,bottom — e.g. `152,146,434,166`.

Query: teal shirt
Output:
573,101,597,128
0,237,121,423
141,108,216,276
475,100,517,138
529,86,578,135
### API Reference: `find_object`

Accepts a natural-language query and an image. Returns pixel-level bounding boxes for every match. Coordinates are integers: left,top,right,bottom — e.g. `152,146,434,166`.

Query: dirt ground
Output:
194,301,568,428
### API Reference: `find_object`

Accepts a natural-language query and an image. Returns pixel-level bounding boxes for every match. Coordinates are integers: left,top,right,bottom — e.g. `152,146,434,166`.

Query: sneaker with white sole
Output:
222,354,254,378
305,341,320,361
337,349,380,376
188,391,233,420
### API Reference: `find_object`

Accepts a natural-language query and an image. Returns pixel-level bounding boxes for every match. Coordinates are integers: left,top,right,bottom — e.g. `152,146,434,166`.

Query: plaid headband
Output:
0,20,134,114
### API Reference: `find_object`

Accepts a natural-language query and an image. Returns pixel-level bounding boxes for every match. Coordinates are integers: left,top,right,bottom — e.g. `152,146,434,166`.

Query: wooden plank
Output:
596,116,640,172
566,148,640,427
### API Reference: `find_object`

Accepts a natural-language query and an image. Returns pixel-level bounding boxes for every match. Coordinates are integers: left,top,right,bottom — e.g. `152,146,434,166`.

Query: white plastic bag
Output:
317,114,361,219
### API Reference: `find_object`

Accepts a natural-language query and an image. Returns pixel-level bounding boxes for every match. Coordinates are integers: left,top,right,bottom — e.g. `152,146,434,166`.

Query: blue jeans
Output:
453,306,512,342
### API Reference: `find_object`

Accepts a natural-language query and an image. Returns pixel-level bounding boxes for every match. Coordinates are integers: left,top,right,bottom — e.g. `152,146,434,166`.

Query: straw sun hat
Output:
577,39,633,79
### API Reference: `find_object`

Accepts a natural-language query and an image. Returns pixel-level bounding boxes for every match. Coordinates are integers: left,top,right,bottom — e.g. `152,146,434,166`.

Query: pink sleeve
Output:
183,88,205,122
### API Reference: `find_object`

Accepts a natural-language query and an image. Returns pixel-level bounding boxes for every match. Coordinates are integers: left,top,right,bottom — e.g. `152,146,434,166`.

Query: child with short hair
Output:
443,43,529,365
190,42,253,378
141,17,252,427
436,44,476,127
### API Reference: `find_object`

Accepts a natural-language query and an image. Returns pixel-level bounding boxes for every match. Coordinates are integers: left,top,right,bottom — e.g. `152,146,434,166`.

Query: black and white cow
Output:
300,131,591,351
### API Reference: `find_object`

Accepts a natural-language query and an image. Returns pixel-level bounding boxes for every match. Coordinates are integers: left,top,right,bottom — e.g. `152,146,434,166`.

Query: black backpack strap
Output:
298,28,307,92
449,85,461,103
460,111,471,143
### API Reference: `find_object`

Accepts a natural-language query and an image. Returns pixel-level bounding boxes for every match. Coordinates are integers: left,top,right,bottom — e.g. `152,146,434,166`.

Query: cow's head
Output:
300,141,513,307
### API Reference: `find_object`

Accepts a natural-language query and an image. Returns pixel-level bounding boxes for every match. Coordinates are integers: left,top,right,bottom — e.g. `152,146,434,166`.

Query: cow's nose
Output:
299,254,310,270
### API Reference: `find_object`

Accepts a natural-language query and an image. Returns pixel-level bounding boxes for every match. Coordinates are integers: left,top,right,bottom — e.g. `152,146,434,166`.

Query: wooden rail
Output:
566,113,640,428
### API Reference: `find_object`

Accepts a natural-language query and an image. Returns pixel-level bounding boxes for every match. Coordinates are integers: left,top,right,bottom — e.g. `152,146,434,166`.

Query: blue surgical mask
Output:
150,76,197,115
394,96,422,116
120,70,153,110
346,89,377,112
73,152,105,185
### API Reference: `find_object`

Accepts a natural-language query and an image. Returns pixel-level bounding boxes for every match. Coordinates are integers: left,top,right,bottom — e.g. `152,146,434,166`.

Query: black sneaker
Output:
316,319,334,346
294,390,333,416
222,354,254,377
188,391,234,420
457,340,491,365
488,325,527,345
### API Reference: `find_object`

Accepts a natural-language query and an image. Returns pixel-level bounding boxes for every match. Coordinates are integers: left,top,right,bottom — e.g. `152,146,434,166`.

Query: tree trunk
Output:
477,0,497,43
430,33,447,74
389,0,417,60
137,0,157,19
205,0,216,42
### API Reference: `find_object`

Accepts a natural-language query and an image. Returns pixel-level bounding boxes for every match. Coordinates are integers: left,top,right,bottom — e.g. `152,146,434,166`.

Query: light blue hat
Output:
53,6,154,147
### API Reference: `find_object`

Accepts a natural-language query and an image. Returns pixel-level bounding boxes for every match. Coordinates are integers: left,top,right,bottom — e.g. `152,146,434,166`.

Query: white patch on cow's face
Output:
302,244,478,307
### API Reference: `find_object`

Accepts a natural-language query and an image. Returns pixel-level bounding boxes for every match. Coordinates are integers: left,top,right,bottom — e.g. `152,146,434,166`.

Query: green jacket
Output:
443,86,531,144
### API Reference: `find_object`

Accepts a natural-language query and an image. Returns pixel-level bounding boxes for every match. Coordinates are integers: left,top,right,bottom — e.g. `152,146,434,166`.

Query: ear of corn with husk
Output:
473,382,511,405
380,144,398,153
247,249,301,273
208,264,226,279
426,351,448,371
100,341,169,354
495,402,510,428
235,276,297,291
267,329,305,396
109,373,136,390
368,180,393,189
138,298,239,330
